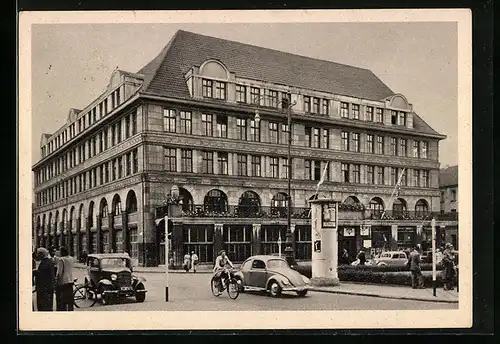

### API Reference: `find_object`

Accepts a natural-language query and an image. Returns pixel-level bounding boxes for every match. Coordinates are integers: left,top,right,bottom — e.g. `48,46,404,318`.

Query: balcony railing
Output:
368,210,458,222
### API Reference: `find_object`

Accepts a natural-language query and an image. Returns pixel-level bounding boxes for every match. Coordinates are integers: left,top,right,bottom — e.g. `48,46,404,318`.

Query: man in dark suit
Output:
35,247,55,311
409,246,424,289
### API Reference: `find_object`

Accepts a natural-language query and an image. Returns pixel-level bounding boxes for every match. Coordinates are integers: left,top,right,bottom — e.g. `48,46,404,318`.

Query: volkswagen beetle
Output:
233,255,310,297
84,253,147,305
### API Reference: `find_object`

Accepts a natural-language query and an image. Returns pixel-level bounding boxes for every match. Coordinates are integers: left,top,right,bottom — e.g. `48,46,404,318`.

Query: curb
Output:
310,288,459,304
74,265,213,274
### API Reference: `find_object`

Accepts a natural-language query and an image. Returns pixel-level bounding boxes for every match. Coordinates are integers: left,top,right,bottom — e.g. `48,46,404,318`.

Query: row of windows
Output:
36,111,137,186
42,88,123,158
340,131,429,158
36,149,139,207
163,109,431,158
340,163,430,187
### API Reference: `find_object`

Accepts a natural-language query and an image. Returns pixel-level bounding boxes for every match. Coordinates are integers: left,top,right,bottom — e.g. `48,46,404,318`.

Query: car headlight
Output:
281,279,290,285
302,276,310,284
111,274,117,281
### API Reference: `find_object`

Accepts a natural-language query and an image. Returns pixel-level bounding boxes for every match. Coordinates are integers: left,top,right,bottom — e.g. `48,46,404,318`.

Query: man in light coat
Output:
409,246,424,289
55,247,74,311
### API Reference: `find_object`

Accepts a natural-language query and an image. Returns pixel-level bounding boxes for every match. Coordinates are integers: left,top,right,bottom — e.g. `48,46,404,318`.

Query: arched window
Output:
392,198,407,214
112,194,122,216
179,188,194,212
415,199,430,218
344,196,360,205
126,190,138,213
369,197,384,214
55,211,59,233
204,189,228,214
69,207,75,231
238,191,261,217
42,214,47,234
100,198,108,218
79,204,85,221
271,192,289,217
88,202,95,227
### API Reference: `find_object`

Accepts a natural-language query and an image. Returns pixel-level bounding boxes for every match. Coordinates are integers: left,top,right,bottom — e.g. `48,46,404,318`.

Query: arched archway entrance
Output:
78,204,86,259
271,192,289,217
99,198,109,253
238,191,261,217
369,197,385,218
88,201,96,253
415,199,430,219
204,189,228,214
112,194,123,253
125,190,139,262
392,198,408,219
179,188,194,212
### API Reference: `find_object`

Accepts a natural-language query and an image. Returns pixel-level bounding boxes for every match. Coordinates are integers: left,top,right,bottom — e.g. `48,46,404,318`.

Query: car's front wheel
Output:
135,283,146,303
234,277,244,293
268,281,282,297
99,285,113,305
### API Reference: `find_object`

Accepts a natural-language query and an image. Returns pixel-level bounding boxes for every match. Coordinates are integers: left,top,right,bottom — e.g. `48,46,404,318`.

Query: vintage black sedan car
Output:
84,253,147,304
233,255,310,297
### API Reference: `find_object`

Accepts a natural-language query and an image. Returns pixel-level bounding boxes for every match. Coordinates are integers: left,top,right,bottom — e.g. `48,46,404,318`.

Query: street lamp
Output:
253,95,296,259
165,184,180,302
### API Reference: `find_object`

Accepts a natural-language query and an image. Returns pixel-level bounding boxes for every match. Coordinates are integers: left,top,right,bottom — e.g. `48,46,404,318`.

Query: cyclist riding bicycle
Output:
213,250,234,289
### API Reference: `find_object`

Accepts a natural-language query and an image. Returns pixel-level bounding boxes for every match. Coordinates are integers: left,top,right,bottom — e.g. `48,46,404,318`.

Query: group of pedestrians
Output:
182,251,199,273
33,246,75,312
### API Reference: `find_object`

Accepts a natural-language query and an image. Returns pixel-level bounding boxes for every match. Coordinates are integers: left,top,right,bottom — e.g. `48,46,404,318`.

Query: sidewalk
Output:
310,282,459,304
74,263,220,273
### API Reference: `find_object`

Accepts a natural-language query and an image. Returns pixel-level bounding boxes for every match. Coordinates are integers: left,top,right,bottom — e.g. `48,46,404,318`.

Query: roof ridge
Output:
175,29,375,74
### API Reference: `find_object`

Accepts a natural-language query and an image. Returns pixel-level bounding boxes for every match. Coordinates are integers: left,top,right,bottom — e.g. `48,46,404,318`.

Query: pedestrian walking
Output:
356,250,366,266
409,246,424,289
442,243,456,290
190,251,199,273
55,247,74,311
339,249,349,265
49,246,61,310
183,252,191,272
35,247,55,311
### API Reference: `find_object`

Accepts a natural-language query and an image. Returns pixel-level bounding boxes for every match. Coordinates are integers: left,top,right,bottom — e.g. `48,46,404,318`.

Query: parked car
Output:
371,251,408,267
233,255,310,297
84,253,147,305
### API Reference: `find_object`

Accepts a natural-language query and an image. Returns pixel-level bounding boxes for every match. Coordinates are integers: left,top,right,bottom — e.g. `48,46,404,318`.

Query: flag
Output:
317,162,329,188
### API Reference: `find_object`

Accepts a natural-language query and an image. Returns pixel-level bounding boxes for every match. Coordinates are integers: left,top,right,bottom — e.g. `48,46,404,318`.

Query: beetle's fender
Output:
232,271,244,281
266,274,290,289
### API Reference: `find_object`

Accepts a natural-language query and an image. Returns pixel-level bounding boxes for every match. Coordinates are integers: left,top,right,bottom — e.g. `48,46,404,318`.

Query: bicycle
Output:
211,268,240,300
73,278,97,308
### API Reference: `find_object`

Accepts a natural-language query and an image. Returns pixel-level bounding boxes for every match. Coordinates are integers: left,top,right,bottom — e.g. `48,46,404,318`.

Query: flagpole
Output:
380,167,406,220
309,162,329,217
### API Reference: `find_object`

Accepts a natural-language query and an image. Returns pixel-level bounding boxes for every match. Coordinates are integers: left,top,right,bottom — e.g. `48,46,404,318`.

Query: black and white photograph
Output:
18,10,472,330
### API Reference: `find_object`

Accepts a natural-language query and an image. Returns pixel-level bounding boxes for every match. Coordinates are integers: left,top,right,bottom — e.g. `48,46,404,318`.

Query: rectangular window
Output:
132,149,138,173
305,127,312,147
163,109,176,133
99,103,103,119
216,116,227,138
165,148,177,172
305,160,312,180
421,141,428,159
202,151,214,174
340,102,349,118
281,123,290,145
352,133,360,152
250,87,260,104
92,108,97,123
312,160,321,180
103,130,108,151
269,122,279,144
303,96,311,113
117,156,122,179
398,112,406,126
116,123,122,144
390,167,397,185
179,111,192,134
352,104,360,120
401,168,407,186
99,132,104,152
126,153,131,176
367,165,374,184
268,90,279,108
312,98,320,113
202,114,213,136
312,128,320,148
322,129,329,149
352,164,360,183
376,108,384,123
116,89,121,106
237,154,248,176
215,81,226,100
131,111,137,135
237,118,247,140
391,110,398,125
202,79,213,98
125,116,130,139
218,152,228,175
180,149,193,173
341,131,349,151
367,134,374,153
366,106,374,121
104,162,109,183
88,169,93,188
376,136,384,154
413,169,420,187
321,99,329,115
421,170,429,188
341,163,350,182
270,157,279,178
377,166,385,184
399,139,407,157
250,119,260,142
112,159,117,181
251,155,261,177
282,158,290,179
390,137,397,156
236,85,246,103
103,99,108,116
413,141,420,158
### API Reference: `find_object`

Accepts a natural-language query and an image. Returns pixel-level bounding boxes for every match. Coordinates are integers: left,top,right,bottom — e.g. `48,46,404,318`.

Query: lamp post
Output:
253,95,296,259
165,184,179,302
431,217,436,296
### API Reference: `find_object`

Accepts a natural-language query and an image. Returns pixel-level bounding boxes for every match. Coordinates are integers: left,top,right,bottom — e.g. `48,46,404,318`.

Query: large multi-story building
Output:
32,30,456,266
439,165,459,248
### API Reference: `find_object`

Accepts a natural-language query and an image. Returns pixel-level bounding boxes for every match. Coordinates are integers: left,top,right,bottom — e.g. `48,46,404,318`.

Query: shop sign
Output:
321,202,338,228
314,240,321,252
343,227,355,237
360,225,371,236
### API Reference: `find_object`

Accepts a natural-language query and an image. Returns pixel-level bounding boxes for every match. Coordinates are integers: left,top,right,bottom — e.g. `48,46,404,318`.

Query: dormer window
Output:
268,90,278,108
215,81,226,100
236,85,246,103
201,79,227,100
304,96,311,113
398,112,407,126
250,87,260,104
202,79,213,98
391,110,398,124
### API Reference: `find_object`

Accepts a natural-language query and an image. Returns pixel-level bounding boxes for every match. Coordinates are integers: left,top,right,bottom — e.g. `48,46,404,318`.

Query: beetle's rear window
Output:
267,259,289,269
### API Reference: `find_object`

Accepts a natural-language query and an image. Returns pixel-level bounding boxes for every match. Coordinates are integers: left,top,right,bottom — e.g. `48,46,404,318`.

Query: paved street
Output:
66,270,457,312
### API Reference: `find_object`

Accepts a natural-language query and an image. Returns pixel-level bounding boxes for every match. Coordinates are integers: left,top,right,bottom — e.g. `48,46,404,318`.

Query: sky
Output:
30,22,458,167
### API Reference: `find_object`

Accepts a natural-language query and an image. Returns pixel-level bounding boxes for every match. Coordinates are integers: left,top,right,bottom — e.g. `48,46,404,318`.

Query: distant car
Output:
371,251,408,267
233,255,310,297
84,253,147,305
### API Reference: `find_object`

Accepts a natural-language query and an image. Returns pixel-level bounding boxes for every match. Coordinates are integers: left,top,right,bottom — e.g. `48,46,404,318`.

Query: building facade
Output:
439,165,459,248
32,30,456,266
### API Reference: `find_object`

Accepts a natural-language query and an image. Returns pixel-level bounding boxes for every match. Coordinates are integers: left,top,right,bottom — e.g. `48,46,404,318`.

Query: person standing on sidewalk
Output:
190,251,199,273
35,248,55,311
183,252,191,272
442,243,456,291
55,247,74,311
356,250,366,266
48,246,61,310
409,246,424,289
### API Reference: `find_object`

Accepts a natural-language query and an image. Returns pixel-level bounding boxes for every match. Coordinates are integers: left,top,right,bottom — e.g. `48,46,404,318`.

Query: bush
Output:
337,263,443,273
338,267,446,287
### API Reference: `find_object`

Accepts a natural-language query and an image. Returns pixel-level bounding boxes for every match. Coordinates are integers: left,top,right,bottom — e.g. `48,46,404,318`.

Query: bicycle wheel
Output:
73,285,96,308
227,278,240,300
211,277,221,297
